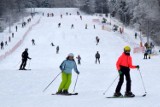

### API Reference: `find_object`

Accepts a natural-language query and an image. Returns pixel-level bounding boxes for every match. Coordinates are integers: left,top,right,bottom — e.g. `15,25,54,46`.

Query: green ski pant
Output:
58,72,72,91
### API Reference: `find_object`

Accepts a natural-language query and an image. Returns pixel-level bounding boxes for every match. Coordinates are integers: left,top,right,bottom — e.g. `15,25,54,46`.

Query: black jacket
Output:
22,51,30,60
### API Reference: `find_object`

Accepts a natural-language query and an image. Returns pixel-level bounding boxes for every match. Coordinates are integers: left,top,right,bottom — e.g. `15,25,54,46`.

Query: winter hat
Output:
124,46,131,52
68,53,74,57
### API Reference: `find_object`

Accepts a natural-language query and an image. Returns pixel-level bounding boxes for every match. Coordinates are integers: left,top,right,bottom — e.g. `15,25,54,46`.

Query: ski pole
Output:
138,69,147,96
103,75,119,95
73,74,79,93
43,72,61,92
28,59,31,69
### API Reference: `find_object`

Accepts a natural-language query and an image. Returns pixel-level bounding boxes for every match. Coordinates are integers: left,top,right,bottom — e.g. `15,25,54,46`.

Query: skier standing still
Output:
76,55,81,65
114,46,139,97
95,51,100,64
19,48,32,70
56,53,80,95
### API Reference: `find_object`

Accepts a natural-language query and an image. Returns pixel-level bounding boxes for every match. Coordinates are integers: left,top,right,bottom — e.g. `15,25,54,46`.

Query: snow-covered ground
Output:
0,8,160,107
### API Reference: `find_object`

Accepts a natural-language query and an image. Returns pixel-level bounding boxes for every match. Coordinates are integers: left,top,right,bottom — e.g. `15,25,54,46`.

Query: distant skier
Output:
1,41,4,50
94,25,96,29
76,55,81,65
56,46,59,54
51,13,54,17
96,36,100,45
95,51,100,64
56,53,80,95
31,39,35,45
135,32,137,39
15,26,18,32
114,46,139,97
71,24,74,29
58,23,61,28
51,42,54,46
9,36,11,42
80,16,82,20
60,14,63,18
144,49,148,59
5,41,8,46
85,24,88,29
19,48,32,70
47,13,49,17
12,33,14,38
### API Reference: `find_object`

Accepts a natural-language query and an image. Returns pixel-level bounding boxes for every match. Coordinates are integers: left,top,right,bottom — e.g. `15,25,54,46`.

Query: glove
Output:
136,65,140,69
118,70,122,75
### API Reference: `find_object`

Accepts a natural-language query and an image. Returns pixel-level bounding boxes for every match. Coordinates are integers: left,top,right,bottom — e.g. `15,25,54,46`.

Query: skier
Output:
9,36,11,42
58,23,61,28
5,41,8,46
15,26,18,32
19,48,32,70
60,14,63,18
94,25,96,29
31,39,35,45
85,24,87,29
80,16,82,20
95,51,100,64
135,32,137,39
71,24,74,29
51,42,54,46
96,36,100,45
56,53,80,95
12,33,14,38
1,41,4,50
114,46,139,97
56,46,59,54
144,49,148,59
76,55,81,65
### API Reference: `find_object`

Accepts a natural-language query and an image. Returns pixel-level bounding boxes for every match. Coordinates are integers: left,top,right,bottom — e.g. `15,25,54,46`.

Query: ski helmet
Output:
68,53,74,57
25,48,28,51
124,46,131,52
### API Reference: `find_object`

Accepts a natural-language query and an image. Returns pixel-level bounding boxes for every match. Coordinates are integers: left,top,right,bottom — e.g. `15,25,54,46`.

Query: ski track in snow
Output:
0,8,160,107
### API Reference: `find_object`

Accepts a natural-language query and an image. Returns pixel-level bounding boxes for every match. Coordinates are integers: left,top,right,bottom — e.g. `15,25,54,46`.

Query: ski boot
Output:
113,92,123,97
63,90,69,95
125,92,135,97
56,90,63,95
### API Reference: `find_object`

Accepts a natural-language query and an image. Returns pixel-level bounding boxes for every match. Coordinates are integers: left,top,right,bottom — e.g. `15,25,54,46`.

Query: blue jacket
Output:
60,60,79,74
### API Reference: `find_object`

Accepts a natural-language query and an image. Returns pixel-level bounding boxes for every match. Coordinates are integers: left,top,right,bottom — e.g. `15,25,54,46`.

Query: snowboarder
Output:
76,55,81,65
58,23,61,28
96,36,100,45
31,39,35,45
114,46,139,97
71,24,74,29
56,53,80,95
95,51,100,64
1,41,4,50
56,46,59,54
19,48,32,70
135,32,137,39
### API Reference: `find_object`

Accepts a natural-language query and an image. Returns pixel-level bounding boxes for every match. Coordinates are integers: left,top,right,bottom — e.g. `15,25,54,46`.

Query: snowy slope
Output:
0,8,160,107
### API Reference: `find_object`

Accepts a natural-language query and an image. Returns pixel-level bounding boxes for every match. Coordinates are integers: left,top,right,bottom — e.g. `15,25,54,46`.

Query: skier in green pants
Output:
56,53,80,95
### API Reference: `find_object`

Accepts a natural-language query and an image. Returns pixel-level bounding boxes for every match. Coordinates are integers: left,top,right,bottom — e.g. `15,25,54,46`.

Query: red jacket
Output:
116,53,136,70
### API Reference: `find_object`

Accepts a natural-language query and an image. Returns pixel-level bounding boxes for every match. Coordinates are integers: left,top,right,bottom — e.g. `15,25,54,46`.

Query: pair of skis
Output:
106,93,146,98
52,93,78,96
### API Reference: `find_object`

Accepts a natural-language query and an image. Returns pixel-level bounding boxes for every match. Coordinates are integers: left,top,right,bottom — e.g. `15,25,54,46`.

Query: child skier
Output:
114,46,139,97
56,53,80,95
